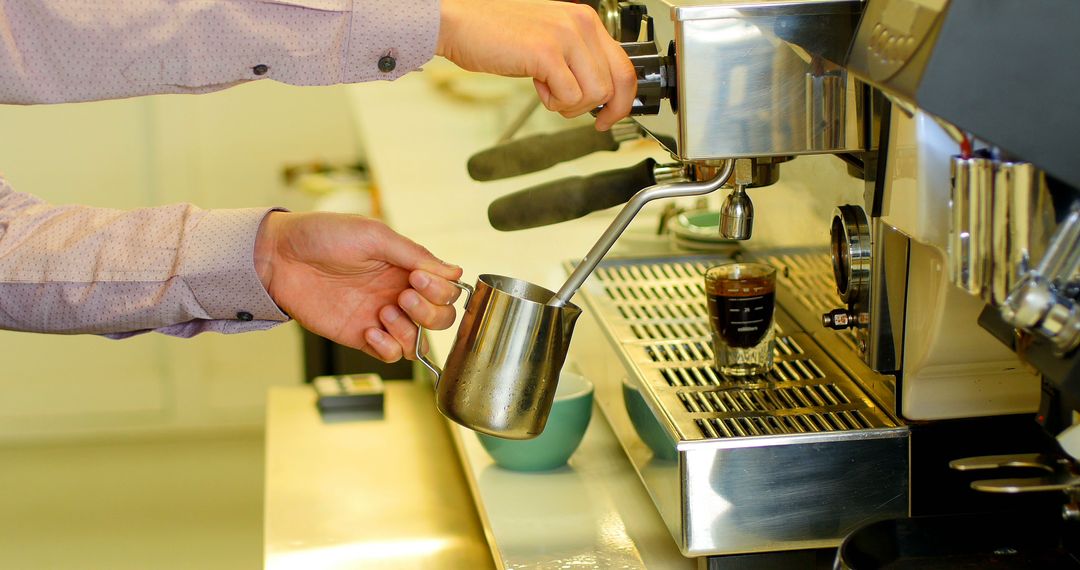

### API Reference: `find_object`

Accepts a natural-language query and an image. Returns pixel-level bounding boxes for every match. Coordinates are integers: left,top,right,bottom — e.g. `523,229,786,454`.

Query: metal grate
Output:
588,252,896,440
762,252,861,352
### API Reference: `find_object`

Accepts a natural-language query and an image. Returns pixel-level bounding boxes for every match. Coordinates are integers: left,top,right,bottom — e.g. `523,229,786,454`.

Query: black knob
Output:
620,41,674,115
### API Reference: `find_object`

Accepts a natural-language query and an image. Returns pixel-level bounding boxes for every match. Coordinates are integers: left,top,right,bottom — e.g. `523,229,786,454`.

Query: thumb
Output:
371,223,461,280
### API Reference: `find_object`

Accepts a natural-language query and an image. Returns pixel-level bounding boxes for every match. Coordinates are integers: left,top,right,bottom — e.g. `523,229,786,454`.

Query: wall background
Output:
0,81,359,442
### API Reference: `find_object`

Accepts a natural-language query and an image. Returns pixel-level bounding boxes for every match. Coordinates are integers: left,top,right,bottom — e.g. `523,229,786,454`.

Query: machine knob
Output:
621,41,674,115
822,308,856,330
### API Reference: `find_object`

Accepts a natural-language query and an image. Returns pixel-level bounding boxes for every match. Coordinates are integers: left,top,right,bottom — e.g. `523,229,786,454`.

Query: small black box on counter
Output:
313,374,385,413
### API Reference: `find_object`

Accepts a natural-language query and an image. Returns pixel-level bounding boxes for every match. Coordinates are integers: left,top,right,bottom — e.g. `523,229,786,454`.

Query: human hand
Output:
254,212,464,362
437,0,636,131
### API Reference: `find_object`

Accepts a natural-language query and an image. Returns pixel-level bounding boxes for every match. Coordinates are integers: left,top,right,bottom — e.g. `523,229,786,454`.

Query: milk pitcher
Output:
415,274,582,440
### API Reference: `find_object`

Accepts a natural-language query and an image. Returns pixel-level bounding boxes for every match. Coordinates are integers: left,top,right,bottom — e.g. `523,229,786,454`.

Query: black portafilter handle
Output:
467,125,622,182
488,158,658,231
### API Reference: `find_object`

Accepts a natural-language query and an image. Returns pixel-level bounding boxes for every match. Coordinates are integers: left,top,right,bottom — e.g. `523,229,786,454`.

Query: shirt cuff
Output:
343,0,440,82
179,207,290,323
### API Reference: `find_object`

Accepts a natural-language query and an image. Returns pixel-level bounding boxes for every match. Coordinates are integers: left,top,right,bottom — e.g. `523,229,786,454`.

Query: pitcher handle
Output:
415,280,474,386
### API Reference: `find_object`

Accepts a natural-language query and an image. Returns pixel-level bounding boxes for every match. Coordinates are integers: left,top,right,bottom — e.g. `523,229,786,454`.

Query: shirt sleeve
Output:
0,0,440,104
0,177,290,337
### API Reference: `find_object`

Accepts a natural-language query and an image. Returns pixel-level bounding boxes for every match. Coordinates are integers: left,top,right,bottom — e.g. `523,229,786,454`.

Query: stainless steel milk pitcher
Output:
415,274,582,439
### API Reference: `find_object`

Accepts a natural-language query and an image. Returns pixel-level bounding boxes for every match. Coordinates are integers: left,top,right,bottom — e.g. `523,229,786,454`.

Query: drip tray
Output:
576,251,910,558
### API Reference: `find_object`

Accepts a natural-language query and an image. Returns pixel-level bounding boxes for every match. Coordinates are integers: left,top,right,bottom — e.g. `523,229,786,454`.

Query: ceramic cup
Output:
477,372,593,471
622,379,678,461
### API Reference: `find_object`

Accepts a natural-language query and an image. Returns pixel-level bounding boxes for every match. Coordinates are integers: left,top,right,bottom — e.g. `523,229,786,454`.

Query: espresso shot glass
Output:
704,262,777,376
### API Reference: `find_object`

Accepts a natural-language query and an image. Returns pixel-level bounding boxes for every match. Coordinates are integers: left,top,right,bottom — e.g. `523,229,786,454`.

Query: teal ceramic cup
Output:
477,373,593,471
622,379,678,461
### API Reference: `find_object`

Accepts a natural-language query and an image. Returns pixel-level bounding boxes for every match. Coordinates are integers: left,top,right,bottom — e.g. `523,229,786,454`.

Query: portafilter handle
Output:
548,160,736,307
467,121,641,182
487,159,688,231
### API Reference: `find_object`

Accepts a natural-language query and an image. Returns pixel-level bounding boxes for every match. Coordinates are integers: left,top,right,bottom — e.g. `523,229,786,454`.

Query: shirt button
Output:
252,64,269,76
378,55,396,73
237,311,254,321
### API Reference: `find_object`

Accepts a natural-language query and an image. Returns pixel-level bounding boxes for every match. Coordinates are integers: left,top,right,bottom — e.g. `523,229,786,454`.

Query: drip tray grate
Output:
587,252,897,441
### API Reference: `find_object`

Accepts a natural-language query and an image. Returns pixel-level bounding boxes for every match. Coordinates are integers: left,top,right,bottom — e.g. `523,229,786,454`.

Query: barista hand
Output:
437,0,636,131
254,212,464,362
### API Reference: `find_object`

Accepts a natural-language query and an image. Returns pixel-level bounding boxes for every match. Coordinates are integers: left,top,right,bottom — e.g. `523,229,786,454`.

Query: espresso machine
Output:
469,0,1080,566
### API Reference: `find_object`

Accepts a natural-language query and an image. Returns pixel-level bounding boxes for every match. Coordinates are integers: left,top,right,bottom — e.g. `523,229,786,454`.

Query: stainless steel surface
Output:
743,156,790,188
578,252,909,556
626,0,863,160
845,0,948,103
264,385,495,570
718,187,753,240
950,453,1080,495
416,279,473,378
760,251,898,413
1042,207,1080,287
551,160,735,307
988,161,1056,305
419,274,582,439
1004,278,1080,355
598,0,622,40
1002,206,1080,354
949,154,993,297
718,158,755,242
830,205,870,305
653,162,690,184
866,222,909,374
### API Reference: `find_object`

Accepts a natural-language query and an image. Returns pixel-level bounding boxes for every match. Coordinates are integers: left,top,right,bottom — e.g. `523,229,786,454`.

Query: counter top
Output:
342,63,695,568
263,384,493,570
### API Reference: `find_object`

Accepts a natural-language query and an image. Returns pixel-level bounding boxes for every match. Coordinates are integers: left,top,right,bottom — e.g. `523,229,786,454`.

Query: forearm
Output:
0,0,439,104
0,178,288,336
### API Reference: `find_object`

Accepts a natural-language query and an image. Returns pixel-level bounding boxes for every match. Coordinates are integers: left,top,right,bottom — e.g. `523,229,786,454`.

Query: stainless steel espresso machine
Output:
469,0,1080,567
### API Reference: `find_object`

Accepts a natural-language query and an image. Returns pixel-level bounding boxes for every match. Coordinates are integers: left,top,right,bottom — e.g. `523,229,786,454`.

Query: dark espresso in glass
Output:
706,278,776,348
704,262,777,376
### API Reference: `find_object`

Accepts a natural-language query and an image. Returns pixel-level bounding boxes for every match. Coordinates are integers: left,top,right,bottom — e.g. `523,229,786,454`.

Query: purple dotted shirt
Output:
0,0,439,337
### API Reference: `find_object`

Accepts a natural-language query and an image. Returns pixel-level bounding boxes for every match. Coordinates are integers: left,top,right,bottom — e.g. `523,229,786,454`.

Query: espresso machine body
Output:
570,0,1080,563
472,0,1080,563
628,0,863,161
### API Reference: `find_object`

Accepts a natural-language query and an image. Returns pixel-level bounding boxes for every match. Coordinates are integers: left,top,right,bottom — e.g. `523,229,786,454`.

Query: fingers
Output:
593,28,638,130
367,222,463,281
559,35,612,118
535,48,584,112
364,327,404,362
437,0,635,128
535,8,608,115
372,299,452,362
399,288,457,330
368,269,463,361
532,5,633,127
376,305,416,360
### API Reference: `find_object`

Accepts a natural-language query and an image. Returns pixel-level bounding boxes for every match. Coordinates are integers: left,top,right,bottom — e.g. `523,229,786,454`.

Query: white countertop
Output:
343,62,695,569
264,384,494,570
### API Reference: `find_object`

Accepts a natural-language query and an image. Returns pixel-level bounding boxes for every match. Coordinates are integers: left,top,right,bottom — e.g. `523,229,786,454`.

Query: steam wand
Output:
549,159,736,307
